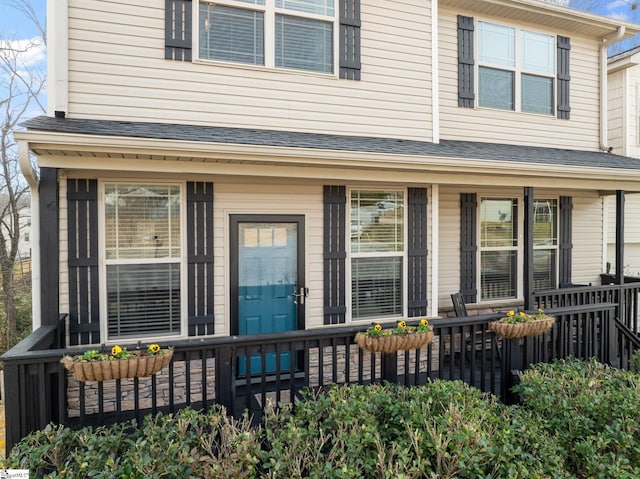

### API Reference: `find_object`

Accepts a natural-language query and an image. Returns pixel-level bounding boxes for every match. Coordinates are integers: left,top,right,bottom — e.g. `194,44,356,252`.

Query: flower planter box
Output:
488,316,555,339
61,350,173,382
354,331,434,353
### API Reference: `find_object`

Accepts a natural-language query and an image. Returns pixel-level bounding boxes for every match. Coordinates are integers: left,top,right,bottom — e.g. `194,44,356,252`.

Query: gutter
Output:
601,26,626,152
18,141,41,330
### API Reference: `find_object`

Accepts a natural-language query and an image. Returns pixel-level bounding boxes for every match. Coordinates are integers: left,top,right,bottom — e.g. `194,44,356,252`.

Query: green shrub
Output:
5,406,261,479
262,381,569,478
15,361,640,478
513,357,640,478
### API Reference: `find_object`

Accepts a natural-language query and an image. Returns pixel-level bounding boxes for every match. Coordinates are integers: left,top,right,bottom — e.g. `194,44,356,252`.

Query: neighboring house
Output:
13,0,640,347
607,48,640,278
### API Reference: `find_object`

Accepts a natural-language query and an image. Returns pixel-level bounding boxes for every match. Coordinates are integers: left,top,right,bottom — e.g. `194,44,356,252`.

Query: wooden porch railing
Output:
2,287,637,455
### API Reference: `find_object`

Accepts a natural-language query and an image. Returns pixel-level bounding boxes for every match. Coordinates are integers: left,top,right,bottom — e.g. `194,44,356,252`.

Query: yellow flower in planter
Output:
147,343,162,355
111,345,134,359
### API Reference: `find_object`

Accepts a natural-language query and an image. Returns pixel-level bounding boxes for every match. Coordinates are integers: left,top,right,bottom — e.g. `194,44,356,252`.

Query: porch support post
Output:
215,346,236,416
523,187,534,310
39,168,59,326
616,190,625,284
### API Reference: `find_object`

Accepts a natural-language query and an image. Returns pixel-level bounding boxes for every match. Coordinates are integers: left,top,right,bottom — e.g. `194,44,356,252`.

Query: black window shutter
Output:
559,196,573,286
67,179,100,345
557,36,571,120
187,182,214,336
408,188,428,317
323,185,347,324
339,0,361,80
458,15,475,108
165,0,192,61
460,193,477,303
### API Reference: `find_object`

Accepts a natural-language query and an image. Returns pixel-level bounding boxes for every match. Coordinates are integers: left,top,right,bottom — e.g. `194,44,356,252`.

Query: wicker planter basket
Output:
488,316,555,339
354,331,434,353
61,350,173,382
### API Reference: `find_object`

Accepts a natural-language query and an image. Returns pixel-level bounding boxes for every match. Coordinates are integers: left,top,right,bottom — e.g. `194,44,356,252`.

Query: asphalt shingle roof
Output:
21,115,640,171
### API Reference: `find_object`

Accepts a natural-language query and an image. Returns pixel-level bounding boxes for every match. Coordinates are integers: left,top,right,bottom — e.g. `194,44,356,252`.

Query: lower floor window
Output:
107,264,181,339
352,257,403,319
350,190,405,320
103,183,183,340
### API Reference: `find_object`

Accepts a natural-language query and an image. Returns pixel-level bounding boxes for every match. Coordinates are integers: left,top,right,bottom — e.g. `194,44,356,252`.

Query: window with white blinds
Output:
104,184,182,340
480,198,518,300
533,199,558,290
198,0,335,74
350,190,404,320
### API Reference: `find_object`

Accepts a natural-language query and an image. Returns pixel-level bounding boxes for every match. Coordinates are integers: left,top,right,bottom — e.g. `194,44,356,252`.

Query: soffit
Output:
439,0,640,38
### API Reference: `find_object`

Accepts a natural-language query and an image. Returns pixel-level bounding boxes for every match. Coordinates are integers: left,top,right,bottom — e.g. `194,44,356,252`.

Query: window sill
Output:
191,57,339,80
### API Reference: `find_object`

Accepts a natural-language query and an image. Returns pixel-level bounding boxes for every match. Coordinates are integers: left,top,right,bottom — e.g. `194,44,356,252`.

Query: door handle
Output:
293,287,308,305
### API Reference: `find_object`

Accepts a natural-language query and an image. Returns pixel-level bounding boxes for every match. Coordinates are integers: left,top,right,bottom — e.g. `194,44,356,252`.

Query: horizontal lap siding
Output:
571,192,603,284
623,66,640,159
437,187,460,307
67,0,433,141
607,69,625,155
439,9,600,150
213,182,325,334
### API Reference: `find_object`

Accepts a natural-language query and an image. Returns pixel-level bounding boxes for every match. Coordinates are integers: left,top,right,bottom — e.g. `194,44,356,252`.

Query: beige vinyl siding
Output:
625,66,640,159
438,8,601,150
214,181,324,333
437,186,460,308
608,69,625,155
571,191,604,285
605,193,640,277
437,187,604,308
66,0,433,141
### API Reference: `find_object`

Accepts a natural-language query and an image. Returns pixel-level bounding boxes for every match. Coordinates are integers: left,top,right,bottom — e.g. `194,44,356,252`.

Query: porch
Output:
3,284,640,455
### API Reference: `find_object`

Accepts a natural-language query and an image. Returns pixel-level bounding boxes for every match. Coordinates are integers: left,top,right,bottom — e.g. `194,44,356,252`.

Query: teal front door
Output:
231,215,305,375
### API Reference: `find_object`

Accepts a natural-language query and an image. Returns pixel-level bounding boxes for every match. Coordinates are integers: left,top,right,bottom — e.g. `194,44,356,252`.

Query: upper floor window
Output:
198,0,335,74
478,21,555,115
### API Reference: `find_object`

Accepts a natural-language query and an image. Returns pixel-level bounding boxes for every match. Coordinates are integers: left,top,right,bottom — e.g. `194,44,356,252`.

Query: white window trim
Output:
476,20,556,115
347,187,408,323
195,0,339,76
98,180,188,343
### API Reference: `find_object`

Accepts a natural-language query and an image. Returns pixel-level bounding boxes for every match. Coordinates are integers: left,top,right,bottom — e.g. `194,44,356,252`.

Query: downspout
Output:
18,141,41,330
600,26,625,151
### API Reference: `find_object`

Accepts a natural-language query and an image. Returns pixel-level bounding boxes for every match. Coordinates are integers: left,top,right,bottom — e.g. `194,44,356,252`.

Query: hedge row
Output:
5,357,640,478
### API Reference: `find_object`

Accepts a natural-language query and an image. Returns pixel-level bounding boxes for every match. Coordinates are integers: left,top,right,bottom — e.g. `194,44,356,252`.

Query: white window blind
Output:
104,184,182,340
480,198,518,300
198,0,335,73
350,190,404,320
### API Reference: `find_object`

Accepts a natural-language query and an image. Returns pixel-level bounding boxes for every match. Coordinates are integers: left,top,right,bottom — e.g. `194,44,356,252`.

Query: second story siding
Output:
63,0,433,140
438,6,601,150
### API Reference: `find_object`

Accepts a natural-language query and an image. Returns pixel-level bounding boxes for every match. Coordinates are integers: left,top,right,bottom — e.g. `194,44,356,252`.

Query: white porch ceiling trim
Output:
15,130,640,190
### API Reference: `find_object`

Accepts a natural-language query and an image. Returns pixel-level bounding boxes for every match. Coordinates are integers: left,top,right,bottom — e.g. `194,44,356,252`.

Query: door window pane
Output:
522,30,555,74
522,74,553,115
478,21,515,68
199,4,265,65
352,257,402,319
275,15,333,73
479,67,514,110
